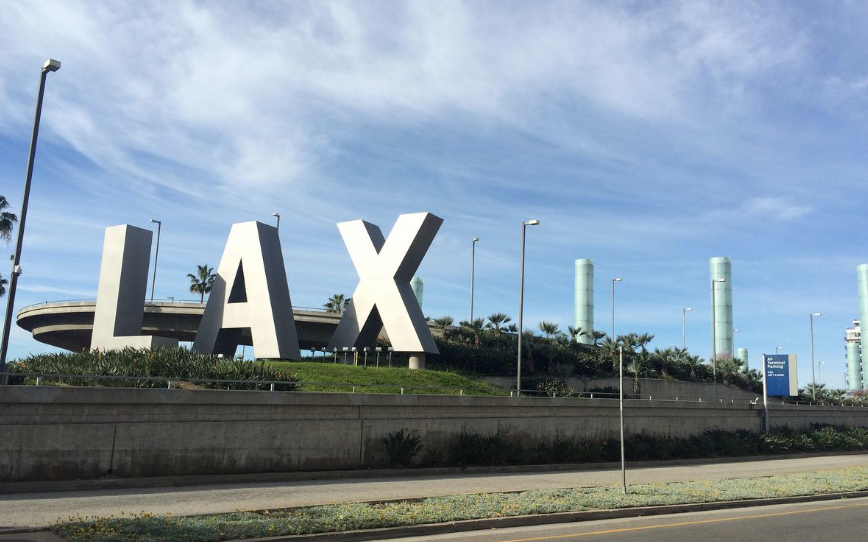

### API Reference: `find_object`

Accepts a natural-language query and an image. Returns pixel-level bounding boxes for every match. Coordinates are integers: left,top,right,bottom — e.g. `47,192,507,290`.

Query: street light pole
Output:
711,277,725,383
810,312,821,401
619,345,626,495
470,237,479,322
149,219,162,303
611,278,622,341
682,307,692,349
272,212,280,231
0,59,61,386
516,219,539,396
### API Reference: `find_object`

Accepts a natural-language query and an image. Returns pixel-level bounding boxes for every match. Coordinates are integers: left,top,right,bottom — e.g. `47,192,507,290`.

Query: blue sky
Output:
1,1,866,389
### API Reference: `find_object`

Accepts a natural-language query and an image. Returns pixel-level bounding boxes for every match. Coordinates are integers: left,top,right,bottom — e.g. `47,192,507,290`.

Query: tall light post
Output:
682,307,692,349
272,212,280,231
710,277,725,383
611,278,623,341
470,237,479,322
149,219,162,302
0,58,61,386
776,346,783,354
810,312,821,400
516,219,539,396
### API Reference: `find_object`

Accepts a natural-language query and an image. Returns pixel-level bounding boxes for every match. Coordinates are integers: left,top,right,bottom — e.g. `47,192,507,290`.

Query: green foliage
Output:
760,424,868,453
383,429,423,466
452,432,534,465
0,194,18,244
267,361,507,396
450,425,868,467
8,348,297,390
324,293,351,313
54,466,868,541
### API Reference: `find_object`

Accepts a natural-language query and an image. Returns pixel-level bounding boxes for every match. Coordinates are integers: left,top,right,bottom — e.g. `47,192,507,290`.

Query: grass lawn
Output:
54,466,868,542
267,361,509,396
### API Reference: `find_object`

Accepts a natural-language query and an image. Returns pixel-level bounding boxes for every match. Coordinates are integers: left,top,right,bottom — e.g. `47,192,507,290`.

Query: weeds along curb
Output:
224,490,868,542
4,450,866,495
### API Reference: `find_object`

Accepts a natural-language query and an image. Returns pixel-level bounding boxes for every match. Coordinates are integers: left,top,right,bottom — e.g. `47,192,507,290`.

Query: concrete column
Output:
847,341,862,391
410,276,423,309
737,347,748,371
408,353,425,370
574,259,594,345
858,265,868,389
710,257,734,358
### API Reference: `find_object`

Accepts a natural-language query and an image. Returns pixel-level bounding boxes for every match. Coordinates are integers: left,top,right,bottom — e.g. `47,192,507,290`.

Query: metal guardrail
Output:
19,300,332,312
2,371,865,406
3,372,471,395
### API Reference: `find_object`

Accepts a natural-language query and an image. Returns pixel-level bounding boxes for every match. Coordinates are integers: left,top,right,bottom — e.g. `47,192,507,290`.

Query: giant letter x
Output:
327,212,443,354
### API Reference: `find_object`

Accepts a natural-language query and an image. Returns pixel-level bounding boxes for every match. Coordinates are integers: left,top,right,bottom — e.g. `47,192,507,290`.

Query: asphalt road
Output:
378,496,868,542
2,454,867,529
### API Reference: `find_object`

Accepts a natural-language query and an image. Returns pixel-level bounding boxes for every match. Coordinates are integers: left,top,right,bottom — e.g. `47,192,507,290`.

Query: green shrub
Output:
383,429,423,467
448,425,868,468
8,347,297,390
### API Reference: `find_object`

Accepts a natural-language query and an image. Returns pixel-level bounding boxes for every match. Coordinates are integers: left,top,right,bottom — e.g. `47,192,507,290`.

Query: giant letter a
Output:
193,222,300,359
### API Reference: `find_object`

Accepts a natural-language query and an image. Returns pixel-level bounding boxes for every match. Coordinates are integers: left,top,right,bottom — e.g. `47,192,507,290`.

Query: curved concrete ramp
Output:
16,301,344,352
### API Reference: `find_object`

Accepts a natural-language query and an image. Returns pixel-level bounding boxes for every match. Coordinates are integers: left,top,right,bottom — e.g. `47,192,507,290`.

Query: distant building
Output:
846,319,862,390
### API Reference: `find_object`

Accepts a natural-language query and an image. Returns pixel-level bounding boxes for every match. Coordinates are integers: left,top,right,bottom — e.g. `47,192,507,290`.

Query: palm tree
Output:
433,316,454,339
538,321,562,341
0,195,18,244
635,332,654,352
626,351,655,395
188,264,216,303
567,325,589,346
485,313,512,337
459,318,485,347
653,347,677,377
0,273,6,297
521,330,539,374
717,358,741,386
590,330,608,347
324,293,351,313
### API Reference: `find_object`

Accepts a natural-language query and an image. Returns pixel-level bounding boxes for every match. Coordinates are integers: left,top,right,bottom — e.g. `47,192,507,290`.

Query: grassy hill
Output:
268,361,508,396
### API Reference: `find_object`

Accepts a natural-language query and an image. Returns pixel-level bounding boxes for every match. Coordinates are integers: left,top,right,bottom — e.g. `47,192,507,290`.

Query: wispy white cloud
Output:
739,197,812,221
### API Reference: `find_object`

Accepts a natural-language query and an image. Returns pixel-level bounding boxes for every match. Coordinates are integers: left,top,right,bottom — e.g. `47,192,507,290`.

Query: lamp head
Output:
685,307,693,312
525,219,540,226
473,237,479,242
714,278,725,283
812,312,821,317
613,278,623,282
43,59,61,72
150,219,160,224
272,212,280,218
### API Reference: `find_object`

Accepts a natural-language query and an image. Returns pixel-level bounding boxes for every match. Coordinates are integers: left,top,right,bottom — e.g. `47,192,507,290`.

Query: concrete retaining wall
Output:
2,386,867,483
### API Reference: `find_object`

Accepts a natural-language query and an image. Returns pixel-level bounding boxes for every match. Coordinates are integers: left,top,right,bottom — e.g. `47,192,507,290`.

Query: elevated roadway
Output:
16,300,366,352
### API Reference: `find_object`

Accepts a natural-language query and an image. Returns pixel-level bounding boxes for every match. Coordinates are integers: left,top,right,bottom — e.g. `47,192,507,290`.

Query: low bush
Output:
8,347,297,390
448,425,868,467
383,429,423,467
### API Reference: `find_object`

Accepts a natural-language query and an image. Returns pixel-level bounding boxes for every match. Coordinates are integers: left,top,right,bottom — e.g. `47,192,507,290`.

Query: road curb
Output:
3,450,865,495
225,490,868,542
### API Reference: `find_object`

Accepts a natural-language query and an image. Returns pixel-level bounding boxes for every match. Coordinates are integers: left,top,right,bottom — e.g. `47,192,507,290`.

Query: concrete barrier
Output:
1,386,866,483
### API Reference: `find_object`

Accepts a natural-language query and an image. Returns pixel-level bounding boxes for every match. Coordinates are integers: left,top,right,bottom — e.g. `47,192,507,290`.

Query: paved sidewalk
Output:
2,454,867,529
